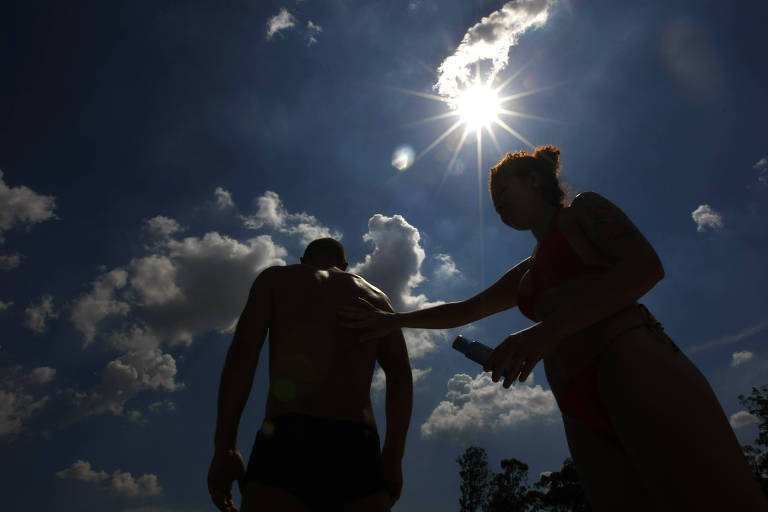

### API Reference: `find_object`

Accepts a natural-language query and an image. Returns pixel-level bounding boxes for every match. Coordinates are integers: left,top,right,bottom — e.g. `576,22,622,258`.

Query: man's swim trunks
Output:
244,413,386,511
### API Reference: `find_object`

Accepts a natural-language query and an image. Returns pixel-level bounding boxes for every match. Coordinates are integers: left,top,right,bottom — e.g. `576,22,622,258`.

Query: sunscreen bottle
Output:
452,335,493,366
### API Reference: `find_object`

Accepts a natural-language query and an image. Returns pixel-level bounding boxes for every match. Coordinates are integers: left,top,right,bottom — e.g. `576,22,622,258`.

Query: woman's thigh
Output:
599,329,768,511
563,414,657,511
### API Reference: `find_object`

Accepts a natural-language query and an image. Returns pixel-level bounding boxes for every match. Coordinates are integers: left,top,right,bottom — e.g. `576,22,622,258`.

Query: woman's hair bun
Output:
533,145,561,175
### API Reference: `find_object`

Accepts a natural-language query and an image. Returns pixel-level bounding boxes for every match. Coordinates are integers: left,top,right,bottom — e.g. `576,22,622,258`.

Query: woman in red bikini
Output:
341,146,768,511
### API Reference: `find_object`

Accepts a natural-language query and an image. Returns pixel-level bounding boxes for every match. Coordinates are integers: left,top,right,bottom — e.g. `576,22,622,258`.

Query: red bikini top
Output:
518,208,605,322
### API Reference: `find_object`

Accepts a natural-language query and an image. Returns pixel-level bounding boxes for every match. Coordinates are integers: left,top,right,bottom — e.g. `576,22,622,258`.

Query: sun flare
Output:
455,83,501,131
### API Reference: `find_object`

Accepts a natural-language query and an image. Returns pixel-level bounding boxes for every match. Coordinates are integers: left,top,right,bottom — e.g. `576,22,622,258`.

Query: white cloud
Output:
372,367,432,394
111,470,162,497
0,300,12,311
0,169,57,242
56,460,110,482
57,460,162,497
731,350,754,367
130,255,182,306
350,214,448,358
754,157,768,185
242,191,341,245
687,319,768,355
148,400,176,413
24,294,59,334
0,366,53,437
70,269,131,346
214,187,234,209
730,410,760,429
0,252,21,270
145,216,181,238
434,0,557,103
691,204,723,232
266,8,296,39
434,253,462,280
307,20,322,46
27,367,56,385
421,372,557,440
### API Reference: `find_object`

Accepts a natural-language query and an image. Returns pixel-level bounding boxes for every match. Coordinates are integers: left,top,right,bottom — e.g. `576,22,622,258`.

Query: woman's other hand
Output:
339,297,400,342
483,323,560,388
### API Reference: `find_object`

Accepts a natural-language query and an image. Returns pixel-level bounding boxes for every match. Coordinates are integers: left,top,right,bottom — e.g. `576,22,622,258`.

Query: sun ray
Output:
498,109,560,123
476,127,485,289
498,82,562,104
415,119,464,161
402,111,459,128
389,86,452,104
494,118,535,149
485,124,504,156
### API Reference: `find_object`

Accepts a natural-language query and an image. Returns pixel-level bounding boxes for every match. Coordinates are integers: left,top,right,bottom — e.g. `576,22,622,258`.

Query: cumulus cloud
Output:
0,366,54,437
145,216,181,238
307,20,322,46
691,204,723,232
0,169,57,242
148,400,176,413
434,253,462,280
730,410,760,430
214,187,234,209
24,294,58,334
57,460,162,497
111,470,162,497
350,214,449,357
372,367,432,395
56,460,110,482
266,8,296,39
0,300,12,311
0,252,21,270
731,350,754,367
755,157,768,185
242,191,341,246
130,255,182,306
70,269,131,346
434,0,557,103
421,372,557,440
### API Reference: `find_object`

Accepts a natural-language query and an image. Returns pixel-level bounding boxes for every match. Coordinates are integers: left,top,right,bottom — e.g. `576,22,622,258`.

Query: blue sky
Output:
1,0,767,510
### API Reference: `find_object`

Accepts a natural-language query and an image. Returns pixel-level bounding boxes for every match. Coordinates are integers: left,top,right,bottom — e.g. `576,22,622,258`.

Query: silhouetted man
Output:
207,238,413,512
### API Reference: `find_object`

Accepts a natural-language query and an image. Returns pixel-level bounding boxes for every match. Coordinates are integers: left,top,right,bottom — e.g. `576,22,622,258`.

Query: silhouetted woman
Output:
341,145,768,511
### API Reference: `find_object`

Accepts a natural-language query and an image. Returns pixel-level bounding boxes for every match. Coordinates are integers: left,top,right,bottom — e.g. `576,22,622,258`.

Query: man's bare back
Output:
208,238,412,512
264,264,394,426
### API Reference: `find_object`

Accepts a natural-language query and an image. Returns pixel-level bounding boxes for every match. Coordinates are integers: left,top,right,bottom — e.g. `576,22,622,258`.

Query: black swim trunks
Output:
244,413,386,511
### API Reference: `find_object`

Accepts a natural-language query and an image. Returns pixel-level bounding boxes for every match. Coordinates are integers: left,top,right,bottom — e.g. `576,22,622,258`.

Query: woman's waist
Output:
544,303,659,389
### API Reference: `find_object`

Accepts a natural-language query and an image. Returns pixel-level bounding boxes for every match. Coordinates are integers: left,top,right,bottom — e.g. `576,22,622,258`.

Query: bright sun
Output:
456,83,501,131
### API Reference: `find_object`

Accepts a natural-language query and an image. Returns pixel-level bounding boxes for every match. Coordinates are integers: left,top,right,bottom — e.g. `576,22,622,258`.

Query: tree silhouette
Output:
530,458,591,512
456,447,591,511
457,446,490,512
739,385,768,495
483,458,531,512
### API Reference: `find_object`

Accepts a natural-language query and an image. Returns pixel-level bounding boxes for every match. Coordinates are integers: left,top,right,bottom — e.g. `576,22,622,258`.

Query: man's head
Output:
300,238,348,270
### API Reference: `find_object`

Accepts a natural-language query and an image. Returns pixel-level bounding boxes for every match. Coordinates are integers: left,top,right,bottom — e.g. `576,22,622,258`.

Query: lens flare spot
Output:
391,145,415,171
260,419,276,438
272,378,296,402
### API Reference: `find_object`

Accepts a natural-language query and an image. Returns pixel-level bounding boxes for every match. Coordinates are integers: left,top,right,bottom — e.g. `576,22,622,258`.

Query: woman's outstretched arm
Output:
340,257,530,341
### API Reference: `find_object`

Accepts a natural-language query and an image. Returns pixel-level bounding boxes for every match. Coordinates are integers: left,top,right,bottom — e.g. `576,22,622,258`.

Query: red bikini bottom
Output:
558,354,618,439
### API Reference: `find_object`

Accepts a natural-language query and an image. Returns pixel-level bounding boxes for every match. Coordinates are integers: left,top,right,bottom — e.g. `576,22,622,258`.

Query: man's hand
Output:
207,448,246,512
381,454,403,507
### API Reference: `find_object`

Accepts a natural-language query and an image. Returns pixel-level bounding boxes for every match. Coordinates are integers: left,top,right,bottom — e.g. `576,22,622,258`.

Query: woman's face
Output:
491,171,538,230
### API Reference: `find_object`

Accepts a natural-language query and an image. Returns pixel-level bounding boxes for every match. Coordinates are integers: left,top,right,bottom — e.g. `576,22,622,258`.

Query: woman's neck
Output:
531,203,559,242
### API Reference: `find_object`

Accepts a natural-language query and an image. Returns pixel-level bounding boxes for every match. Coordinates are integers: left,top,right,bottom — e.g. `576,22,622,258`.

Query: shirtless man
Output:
207,237,413,512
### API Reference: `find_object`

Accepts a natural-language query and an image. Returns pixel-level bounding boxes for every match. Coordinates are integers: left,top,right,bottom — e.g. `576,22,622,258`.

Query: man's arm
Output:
376,308,413,504
214,267,274,450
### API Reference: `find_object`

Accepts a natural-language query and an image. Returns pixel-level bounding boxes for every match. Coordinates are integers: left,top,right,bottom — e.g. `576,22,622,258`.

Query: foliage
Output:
457,447,591,512
457,446,490,512
738,385,768,495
